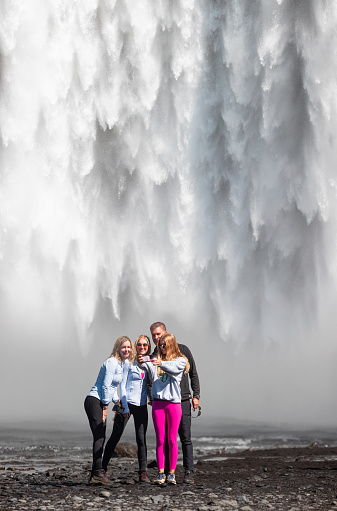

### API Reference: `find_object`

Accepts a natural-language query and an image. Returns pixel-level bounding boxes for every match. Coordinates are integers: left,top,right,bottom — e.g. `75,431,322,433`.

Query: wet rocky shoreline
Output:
1,444,337,511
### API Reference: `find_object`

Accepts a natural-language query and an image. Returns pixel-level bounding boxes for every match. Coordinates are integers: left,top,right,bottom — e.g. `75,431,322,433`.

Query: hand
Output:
123,412,130,418
192,398,199,411
102,407,108,424
139,355,152,363
152,359,162,367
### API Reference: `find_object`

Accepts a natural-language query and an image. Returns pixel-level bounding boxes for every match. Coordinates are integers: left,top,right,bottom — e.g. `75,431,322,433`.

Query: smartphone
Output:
112,403,124,414
141,355,156,362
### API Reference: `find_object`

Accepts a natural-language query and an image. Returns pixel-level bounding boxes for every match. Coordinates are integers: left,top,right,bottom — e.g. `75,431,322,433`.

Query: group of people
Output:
84,322,200,486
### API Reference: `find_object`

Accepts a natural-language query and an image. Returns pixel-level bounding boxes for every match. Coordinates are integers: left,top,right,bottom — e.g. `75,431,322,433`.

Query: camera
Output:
112,402,124,414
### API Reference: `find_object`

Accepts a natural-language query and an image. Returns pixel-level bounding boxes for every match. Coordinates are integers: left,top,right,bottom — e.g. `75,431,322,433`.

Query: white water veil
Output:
1,1,337,425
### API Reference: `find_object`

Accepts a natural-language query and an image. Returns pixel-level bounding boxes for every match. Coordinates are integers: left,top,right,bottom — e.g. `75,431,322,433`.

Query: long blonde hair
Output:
157,333,189,375
110,336,134,362
135,335,151,362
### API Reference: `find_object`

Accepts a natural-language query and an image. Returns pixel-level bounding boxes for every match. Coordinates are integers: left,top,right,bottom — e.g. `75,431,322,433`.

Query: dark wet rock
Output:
237,494,249,502
2,446,337,510
99,490,111,498
121,476,137,484
113,442,138,458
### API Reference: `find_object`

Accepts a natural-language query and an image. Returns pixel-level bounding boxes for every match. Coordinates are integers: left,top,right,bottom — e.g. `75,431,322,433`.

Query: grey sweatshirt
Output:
140,357,187,403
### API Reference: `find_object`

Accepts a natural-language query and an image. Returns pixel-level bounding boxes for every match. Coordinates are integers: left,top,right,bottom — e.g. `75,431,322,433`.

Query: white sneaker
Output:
154,473,166,485
167,473,176,485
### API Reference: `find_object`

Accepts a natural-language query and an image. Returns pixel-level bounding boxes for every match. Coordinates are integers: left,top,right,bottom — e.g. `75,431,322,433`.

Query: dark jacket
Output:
150,343,200,401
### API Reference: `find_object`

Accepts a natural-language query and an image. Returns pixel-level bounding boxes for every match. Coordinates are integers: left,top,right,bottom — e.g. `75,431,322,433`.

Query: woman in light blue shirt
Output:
84,336,133,485
102,335,151,483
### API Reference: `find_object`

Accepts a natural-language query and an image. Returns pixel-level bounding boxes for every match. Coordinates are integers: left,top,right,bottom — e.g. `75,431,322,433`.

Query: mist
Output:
1,1,337,429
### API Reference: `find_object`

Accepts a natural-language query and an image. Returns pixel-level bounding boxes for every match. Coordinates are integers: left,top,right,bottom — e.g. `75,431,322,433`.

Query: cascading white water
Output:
1,0,337,426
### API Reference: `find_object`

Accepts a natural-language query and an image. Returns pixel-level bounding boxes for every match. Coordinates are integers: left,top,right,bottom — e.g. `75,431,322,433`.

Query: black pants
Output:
84,395,106,472
179,399,194,472
102,403,148,472
165,399,194,472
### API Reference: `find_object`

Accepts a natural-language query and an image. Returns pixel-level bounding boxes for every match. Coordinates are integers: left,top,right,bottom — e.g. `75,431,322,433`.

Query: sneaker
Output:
167,473,176,485
183,470,194,484
139,471,151,483
154,472,166,485
89,469,111,486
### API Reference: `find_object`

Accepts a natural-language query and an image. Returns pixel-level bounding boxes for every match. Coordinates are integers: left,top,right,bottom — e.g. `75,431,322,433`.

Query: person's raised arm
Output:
159,357,187,375
138,355,157,381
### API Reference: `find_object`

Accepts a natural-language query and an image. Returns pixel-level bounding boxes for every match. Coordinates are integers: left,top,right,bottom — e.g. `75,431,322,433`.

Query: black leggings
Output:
102,403,148,472
84,395,106,471
178,398,194,471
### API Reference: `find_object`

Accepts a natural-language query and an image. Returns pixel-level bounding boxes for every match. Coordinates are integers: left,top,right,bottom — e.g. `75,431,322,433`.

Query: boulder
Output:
113,443,138,458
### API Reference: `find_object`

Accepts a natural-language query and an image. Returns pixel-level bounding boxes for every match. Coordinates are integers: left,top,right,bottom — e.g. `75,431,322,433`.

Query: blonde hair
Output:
157,333,190,375
135,335,151,361
110,336,134,362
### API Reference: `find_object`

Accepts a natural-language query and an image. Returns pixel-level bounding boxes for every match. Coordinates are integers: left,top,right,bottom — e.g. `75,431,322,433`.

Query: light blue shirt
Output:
121,362,148,414
88,357,128,405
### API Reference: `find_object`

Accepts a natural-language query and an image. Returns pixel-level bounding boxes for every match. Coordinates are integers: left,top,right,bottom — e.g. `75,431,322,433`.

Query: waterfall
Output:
1,0,337,426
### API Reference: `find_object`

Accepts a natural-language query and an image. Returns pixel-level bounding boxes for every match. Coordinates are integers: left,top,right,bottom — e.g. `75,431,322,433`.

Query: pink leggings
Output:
152,400,182,471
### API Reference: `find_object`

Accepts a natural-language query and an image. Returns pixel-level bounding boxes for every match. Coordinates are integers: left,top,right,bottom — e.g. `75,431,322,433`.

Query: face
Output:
136,337,149,356
151,326,166,346
119,341,131,360
158,339,167,355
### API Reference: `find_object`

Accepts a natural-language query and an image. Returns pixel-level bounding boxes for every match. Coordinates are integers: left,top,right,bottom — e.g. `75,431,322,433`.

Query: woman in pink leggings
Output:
139,333,189,485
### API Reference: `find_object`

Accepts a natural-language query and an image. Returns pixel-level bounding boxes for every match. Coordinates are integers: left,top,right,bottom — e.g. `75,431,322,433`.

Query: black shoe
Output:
89,469,111,486
139,471,151,483
183,470,194,484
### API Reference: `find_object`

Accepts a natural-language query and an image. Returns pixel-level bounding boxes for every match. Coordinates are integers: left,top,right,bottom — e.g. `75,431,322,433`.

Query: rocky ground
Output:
1,444,337,510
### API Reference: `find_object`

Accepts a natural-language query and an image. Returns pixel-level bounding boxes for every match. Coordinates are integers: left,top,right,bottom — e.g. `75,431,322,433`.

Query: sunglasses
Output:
192,405,201,419
137,343,148,347
159,344,167,349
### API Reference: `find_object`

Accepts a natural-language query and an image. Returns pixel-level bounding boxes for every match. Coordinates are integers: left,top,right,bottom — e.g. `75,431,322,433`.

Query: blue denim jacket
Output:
121,362,148,414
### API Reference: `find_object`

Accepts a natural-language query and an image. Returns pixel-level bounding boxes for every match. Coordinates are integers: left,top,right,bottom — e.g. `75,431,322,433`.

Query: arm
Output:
102,406,108,424
120,363,130,415
101,357,119,404
188,353,200,409
138,359,159,388
179,344,200,409
160,357,187,375
187,350,200,399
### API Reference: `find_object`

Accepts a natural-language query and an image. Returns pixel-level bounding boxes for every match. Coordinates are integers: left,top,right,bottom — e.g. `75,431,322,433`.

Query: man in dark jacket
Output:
150,322,200,484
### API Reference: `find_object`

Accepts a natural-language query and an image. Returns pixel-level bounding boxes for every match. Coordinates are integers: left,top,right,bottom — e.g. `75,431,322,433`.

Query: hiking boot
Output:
154,472,166,485
167,473,176,485
183,470,194,484
89,469,111,485
139,471,151,483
